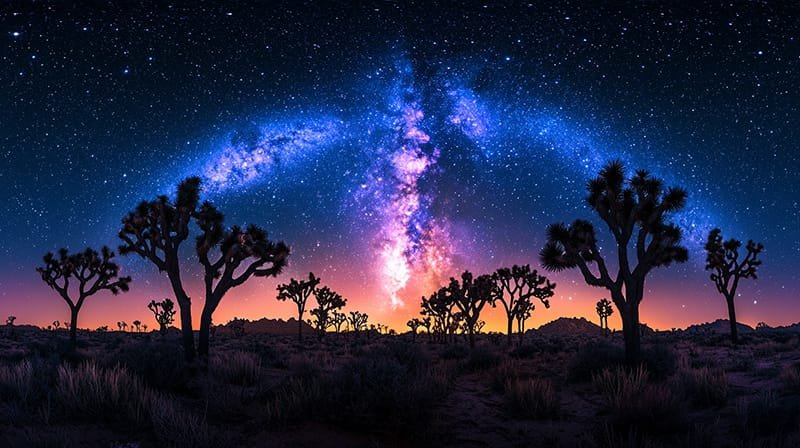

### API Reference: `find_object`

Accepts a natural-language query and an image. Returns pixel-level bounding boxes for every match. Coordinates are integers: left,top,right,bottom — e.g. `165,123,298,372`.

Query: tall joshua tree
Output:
331,310,347,334
148,298,176,335
37,247,131,345
309,286,346,338
704,228,764,343
448,271,495,349
119,177,201,361
348,311,368,337
540,161,689,362
492,265,555,345
195,201,289,358
421,288,457,343
276,272,321,341
596,298,614,332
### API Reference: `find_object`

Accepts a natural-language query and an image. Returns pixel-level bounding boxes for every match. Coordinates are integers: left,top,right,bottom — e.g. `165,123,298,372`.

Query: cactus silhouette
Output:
539,161,688,363
348,311,368,337
147,298,176,335
119,177,201,361
276,272,321,341
596,298,614,332
492,265,555,345
36,247,131,346
704,228,764,343
331,310,347,334
309,286,346,338
447,271,495,349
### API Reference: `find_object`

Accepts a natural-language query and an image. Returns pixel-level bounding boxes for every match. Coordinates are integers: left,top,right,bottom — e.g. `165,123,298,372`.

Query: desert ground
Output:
1,319,799,448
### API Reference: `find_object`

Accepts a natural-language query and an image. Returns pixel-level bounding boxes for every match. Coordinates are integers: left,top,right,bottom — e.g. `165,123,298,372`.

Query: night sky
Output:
2,2,798,331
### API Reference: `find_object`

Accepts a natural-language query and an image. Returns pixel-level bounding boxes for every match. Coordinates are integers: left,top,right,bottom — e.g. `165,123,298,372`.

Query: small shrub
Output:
463,346,502,372
505,378,560,419
639,343,678,380
736,392,800,436
592,365,648,410
509,344,539,359
209,350,261,386
780,363,800,392
56,361,151,425
568,340,625,382
440,344,470,360
678,367,728,408
0,360,33,402
491,359,521,393
150,395,211,448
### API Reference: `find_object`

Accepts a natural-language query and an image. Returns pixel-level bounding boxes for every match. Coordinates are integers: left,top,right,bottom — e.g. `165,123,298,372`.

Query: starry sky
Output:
1,1,798,332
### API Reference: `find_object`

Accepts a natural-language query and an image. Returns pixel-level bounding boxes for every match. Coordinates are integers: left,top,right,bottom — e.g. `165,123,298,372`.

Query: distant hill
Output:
684,319,755,335
535,317,604,337
217,317,314,335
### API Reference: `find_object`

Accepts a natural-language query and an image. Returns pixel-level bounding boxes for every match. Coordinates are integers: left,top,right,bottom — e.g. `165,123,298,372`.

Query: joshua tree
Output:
348,311,368,337
119,177,201,361
331,310,347,334
142,324,148,332
512,298,535,344
5,316,15,326
421,317,432,340
492,265,555,345
132,320,141,332
148,298,176,335
96,325,108,332
407,317,422,341
195,199,289,358
37,247,131,346
276,272,321,341
309,286,346,338
53,320,61,330
421,288,457,343
704,228,764,344
447,271,495,349
540,161,688,362
596,298,614,332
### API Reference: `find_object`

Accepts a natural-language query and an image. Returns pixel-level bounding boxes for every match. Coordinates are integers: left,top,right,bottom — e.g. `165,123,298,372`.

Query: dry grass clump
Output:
209,350,261,386
677,367,729,408
0,360,34,402
504,377,560,419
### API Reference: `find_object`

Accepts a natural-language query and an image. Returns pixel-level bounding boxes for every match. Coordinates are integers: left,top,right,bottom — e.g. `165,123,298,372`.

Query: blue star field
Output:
1,2,798,329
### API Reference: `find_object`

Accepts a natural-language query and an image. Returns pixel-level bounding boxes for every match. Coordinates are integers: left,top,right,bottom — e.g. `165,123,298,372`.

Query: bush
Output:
103,340,191,392
509,344,539,359
639,344,678,381
780,363,800,392
56,361,152,425
736,392,800,436
440,344,470,360
0,360,33,402
568,340,625,382
150,395,211,448
505,378,560,420
678,367,728,408
209,350,261,386
463,346,502,372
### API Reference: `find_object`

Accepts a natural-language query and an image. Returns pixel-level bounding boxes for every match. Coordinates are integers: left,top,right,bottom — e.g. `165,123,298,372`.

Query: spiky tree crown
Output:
704,228,763,294
540,161,689,275
37,246,131,301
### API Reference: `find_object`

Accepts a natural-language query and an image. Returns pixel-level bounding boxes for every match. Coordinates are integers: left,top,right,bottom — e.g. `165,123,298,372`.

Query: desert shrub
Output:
263,376,324,425
736,392,800,436
491,359,522,392
440,344,470,360
509,344,539,359
104,340,191,392
209,350,261,386
725,353,755,372
568,340,625,382
0,360,33,403
150,395,211,448
324,346,451,434
56,361,152,425
463,345,502,372
639,344,678,381
504,378,560,419
780,363,800,392
678,367,728,408
593,366,688,436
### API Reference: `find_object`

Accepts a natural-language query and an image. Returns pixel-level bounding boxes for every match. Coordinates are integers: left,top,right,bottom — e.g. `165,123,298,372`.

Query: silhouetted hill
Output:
684,319,755,335
773,322,800,333
535,317,604,337
218,317,314,335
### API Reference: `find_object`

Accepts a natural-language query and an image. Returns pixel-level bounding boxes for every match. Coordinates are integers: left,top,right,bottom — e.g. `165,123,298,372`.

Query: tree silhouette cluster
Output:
596,298,614,333
147,298,176,335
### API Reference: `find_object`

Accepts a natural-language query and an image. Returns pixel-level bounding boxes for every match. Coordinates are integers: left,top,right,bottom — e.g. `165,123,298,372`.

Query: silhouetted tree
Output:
512,298,534,344
704,228,764,344
148,298,176,335
142,323,148,332
309,286,346,338
132,320,141,332
447,271,495,349
492,265,555,345
276,272,321,341
53,320,61,330
421,288,457,343
540,161,688,362
407,317,422,341
96,325,108,332
37,247,131,346
228,317,246,338
119,177,201,361
596,298,614,332
195,200,289,358
348,311,368,337
331,310,347,334
421,317,432,340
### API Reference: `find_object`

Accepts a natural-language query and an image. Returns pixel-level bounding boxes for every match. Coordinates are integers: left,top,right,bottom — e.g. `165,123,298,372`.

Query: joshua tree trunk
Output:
468,326,475,348
620,303,641,364
167,262,195,362
726,295,738,344
69,306,79,346
198,306,214,359
507,319,514,346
